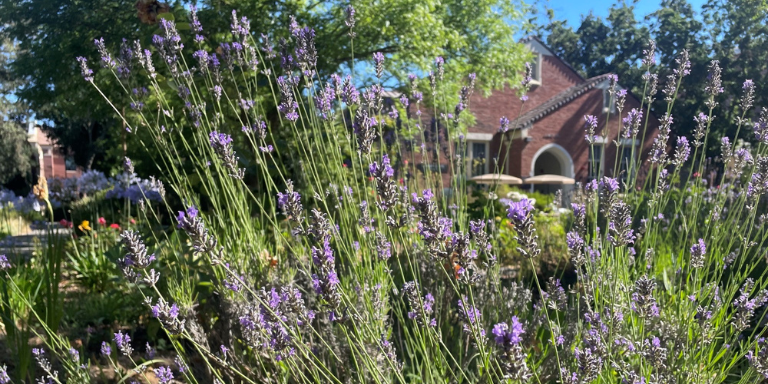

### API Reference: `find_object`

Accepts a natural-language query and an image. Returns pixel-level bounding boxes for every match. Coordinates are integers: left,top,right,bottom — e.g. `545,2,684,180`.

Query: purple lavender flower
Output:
507,198,539,258
631,276,659,319
584,115,598,144
345,5,356,36
690,238,706,268
209,131,244,179
101,341,111,356
150,298,185,334
294,26,317,76
403,282,436,327
746,338,768,379
642,39,656,67
0,365,9,384
742,79,756,111
155,366,173,384
755,108,768,144
277,180,303,222
0,254,10,270
673,136,691,166
704,60,724,108
693,112,710,147
499,116,510,133
114,331,133,355
375,232,392,260
277,76,299,122
492,317,524,346
458,297,485,340
373,52,385,79
507,198,534,223
94,37,115,68
76,57,94,82
622,108,643,138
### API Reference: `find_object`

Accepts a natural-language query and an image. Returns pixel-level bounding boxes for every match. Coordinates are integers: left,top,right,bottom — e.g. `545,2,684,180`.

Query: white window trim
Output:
602,89,616,114
588,144,605,180
529,53,542,86
466,141,490,177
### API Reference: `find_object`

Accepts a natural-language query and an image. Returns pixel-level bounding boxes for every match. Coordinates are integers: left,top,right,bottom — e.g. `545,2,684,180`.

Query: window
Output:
603,89,615,114
42,146,52,156
463,141,489,176
588,145,603,180
65,156,77,171
529,53,542,84
619,146,635,182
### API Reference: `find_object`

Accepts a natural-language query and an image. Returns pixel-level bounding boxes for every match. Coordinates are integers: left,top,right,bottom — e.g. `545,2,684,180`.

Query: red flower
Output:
59,219,73,228
693,172,700,178
129,219,136,225
98,217,107,226
110,223,120,230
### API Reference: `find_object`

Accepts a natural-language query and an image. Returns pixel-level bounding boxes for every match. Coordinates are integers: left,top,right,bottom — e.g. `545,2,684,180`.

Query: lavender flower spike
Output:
209,131,245,179
507,198,540,258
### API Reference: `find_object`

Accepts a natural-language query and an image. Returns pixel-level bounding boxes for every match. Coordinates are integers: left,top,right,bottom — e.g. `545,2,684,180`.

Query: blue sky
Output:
542,0,709,27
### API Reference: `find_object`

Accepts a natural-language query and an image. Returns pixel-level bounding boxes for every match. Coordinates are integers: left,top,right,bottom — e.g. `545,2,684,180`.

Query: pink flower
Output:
98,217,107,226
59,219,73,228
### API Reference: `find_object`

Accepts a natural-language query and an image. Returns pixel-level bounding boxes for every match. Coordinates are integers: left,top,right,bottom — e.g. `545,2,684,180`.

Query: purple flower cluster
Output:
238,286,313,361
403,282,436,327
412,190,453,259
631,275,659,319
176,206,218,255
673,136,691,166
150,297,185,335
493,317,532,380
276,76,300,122
651,113,673,164
693,112,710,147
277,180,304,223
507,198,540,258
690,238,706,268
209,131,245,179
369,154,401,213
584,115,598,144
458,297,485,341
114,331,133,355
622,108,643,138
311,237,342,312
732,279,768,332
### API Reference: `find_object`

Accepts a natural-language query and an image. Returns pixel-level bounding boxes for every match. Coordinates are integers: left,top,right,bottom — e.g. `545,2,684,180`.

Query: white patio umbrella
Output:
524,174,576,185
469,174,523,185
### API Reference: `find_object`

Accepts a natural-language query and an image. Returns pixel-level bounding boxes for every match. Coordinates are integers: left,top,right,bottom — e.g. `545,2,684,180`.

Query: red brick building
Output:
427,37,659,191
27,123,82,180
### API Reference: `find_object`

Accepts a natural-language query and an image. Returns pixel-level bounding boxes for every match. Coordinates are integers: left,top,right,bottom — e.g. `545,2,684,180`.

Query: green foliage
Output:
65,229,122,293
0,0,531,174
540,0,768,154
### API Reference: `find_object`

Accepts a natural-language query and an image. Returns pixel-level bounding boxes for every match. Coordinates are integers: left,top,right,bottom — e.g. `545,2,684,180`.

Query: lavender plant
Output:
4,10,768,384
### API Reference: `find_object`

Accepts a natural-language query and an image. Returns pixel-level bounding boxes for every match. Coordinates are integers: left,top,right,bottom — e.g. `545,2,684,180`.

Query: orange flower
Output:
78,220,92,231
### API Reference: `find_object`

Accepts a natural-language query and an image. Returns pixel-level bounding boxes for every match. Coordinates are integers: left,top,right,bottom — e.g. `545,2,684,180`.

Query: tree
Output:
541,0,767,153
0,0,532,174
0,36,34,185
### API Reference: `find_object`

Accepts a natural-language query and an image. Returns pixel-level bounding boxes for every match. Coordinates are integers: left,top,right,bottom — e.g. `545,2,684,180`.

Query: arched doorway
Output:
530,144,574,195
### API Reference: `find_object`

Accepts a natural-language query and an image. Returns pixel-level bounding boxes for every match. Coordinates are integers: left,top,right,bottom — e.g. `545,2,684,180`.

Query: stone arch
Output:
530,143,574,178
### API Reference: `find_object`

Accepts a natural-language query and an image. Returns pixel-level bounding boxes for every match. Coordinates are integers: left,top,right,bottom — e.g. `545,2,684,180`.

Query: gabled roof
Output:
514,74,613,128
520,35,585,82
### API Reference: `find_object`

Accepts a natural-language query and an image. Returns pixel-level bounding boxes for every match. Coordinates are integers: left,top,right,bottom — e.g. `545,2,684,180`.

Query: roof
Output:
513,74,613,128
520,35,585,82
